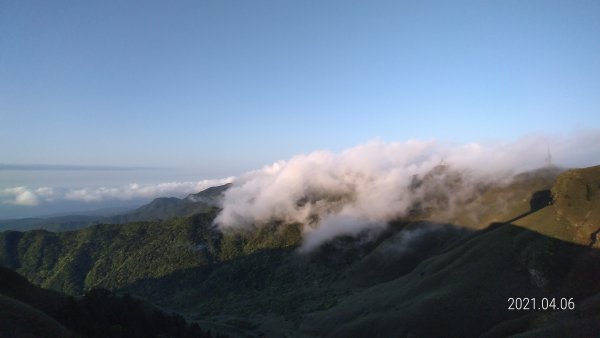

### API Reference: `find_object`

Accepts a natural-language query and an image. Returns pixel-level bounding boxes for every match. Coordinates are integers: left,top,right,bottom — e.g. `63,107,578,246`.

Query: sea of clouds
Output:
0,178,234,207
2,131,599,249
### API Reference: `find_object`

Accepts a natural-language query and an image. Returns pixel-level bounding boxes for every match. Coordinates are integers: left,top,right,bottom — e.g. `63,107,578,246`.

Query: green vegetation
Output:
1,166,600,336
0,210,222,295
0,183,232,233
0,266,220,338
552,165,600,245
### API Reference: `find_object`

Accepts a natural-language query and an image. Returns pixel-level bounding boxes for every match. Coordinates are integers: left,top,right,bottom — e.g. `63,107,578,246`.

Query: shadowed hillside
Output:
1,166,599,337
0,267,220,338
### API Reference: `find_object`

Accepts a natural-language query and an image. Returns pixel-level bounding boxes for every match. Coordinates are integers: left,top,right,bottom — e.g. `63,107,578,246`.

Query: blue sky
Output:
1,1,600,217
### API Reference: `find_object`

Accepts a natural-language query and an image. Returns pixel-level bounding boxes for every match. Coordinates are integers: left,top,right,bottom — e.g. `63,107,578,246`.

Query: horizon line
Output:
0,164,167,171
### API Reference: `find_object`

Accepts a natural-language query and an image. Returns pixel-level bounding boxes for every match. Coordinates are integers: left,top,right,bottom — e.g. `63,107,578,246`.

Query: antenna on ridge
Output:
545,145,553,167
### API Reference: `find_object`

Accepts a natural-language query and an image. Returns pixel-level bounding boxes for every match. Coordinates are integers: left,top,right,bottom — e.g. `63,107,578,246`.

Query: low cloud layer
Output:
1,187,41,206
0,178,234,206
215,131,600,250
0,164,162,171
3,131,599,249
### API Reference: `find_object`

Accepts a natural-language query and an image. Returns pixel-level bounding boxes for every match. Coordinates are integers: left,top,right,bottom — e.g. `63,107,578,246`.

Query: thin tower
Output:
545,145,552,167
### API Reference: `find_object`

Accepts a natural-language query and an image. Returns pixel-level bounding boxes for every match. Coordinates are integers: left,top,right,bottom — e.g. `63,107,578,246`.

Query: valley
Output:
1,165,599,337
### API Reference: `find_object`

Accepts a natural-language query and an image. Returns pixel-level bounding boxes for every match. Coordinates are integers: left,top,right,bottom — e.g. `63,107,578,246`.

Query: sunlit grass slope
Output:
0,165,599,337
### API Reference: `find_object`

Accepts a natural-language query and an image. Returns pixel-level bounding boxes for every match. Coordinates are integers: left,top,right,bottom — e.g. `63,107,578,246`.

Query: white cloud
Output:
215,130,600,250
62,177,234,202
35,187,55,197
1,187,40,206
0,177,234,206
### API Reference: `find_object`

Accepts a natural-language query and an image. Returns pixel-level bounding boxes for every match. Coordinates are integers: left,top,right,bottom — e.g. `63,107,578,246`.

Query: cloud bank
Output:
215,131,600,250
3,131,599,249
0,178,234,206
0,164,163,171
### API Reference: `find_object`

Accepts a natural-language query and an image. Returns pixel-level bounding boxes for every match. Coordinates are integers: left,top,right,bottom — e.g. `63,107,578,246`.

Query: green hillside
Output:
300,223,600,337
1,166,599,337
408,166,562,228
0,266,220,338
0,183,231,232
0,210,222,295
0,267,72,338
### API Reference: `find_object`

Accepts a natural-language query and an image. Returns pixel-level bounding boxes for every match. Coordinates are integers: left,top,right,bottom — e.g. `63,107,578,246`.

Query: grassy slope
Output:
298,165,600,337
0,165,599,337
513,165,600,246
552,165,600,245
429,167,561,229
299,223,600,337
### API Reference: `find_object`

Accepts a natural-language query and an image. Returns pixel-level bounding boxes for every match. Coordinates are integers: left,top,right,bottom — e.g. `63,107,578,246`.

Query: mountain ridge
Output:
0,183,232,232
1,165,599,336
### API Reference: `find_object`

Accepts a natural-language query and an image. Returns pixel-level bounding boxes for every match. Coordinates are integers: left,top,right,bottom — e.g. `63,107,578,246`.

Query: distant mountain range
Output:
1,167,600,336
110,183,232,224
0,183,232,232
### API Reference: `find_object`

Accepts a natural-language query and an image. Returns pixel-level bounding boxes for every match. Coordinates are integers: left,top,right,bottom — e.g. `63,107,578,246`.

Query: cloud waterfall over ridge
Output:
215,131,600,250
